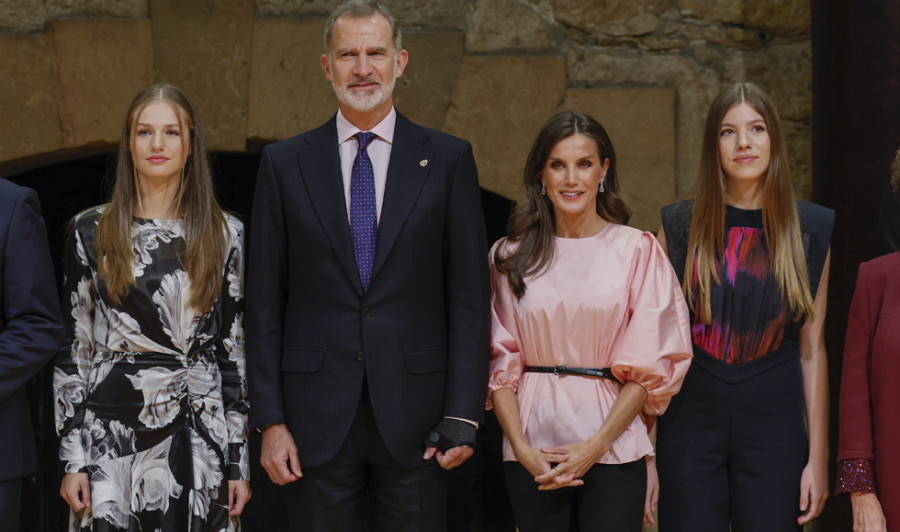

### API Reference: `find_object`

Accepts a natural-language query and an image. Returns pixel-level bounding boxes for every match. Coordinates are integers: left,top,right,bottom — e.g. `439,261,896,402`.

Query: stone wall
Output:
0,0,810,231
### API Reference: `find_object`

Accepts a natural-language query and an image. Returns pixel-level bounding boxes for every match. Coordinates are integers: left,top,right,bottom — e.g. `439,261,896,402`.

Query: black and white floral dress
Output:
54,207,249,532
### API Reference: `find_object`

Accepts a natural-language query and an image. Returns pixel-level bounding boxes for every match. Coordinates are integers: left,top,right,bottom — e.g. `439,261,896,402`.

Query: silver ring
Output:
552,466,560,475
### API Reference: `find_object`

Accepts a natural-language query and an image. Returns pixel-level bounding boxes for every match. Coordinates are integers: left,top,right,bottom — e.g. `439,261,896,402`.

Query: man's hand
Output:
60,472,91,512
260,423,303,484
423,445,474,470
423,418,477,451
422,418,477,470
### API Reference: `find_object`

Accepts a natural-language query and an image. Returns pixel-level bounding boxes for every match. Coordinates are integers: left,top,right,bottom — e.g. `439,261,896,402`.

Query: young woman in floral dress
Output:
54,84,250,531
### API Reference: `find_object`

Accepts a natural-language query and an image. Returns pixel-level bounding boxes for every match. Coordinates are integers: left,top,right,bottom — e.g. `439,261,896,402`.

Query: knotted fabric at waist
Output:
85,349,224,437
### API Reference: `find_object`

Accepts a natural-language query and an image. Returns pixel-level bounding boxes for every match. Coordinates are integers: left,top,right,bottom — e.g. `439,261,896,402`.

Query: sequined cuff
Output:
835,458,876,495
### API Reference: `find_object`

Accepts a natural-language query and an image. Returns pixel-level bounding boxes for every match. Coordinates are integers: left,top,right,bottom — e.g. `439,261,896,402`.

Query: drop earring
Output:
598,181,605,193
541,182,547,196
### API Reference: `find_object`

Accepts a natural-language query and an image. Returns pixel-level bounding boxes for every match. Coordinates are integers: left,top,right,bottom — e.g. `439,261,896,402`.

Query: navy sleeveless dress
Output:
656,200,833,532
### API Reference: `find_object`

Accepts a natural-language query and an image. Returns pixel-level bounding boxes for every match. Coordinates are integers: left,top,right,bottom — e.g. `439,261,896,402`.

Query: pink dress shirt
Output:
488,224,692,464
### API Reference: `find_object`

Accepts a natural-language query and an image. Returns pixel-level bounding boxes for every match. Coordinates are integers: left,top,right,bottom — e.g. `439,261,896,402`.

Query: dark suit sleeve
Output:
246,146,289,430
837,261,875,463
0,187,63,405
441,141,490,423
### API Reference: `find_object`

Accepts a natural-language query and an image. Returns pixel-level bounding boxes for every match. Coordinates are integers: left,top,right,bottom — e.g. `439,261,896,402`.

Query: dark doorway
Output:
812,1,900,530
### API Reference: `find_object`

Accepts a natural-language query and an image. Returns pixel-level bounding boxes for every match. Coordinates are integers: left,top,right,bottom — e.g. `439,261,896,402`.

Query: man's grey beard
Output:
333,75,396,113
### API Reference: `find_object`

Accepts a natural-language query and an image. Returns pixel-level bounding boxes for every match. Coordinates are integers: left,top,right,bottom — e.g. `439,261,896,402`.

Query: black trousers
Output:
286,383,447,532
0,478,22,532
657,357,807,532
504,459,646,532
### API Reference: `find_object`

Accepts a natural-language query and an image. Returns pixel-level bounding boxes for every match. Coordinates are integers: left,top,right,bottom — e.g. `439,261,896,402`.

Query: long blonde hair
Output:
686,83,813,324
95,83,227,312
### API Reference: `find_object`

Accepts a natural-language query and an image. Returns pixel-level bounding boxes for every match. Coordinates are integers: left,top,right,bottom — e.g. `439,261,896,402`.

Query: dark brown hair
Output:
496,110,630,298
95,83,228,312
686,82,813,323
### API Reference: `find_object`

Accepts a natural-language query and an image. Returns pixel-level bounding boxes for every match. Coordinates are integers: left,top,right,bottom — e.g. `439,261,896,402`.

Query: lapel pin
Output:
419,159,428,167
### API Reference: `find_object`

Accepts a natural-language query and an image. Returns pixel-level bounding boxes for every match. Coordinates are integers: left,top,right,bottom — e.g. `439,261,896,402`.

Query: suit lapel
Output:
298,117,365,296
372,113,433,282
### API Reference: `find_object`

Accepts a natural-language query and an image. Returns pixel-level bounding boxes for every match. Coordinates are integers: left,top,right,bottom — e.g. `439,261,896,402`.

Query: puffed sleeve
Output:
611,232,692,415
214,217,250,481
486,238,524,409
53,218,95,474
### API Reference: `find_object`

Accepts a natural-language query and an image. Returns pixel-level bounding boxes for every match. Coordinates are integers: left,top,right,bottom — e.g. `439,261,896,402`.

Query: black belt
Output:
524,365,619,383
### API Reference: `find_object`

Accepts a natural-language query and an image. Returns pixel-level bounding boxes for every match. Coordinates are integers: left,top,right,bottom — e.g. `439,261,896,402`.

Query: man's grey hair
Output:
324,0,402,53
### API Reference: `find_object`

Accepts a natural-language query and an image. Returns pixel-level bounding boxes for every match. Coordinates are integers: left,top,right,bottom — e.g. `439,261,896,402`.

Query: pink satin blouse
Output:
488,223,692,464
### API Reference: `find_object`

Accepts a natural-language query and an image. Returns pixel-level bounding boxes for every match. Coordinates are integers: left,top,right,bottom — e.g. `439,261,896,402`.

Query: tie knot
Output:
355,132,377,152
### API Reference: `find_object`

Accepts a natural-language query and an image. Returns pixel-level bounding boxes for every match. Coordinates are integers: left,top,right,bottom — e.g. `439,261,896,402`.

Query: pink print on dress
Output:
723,228,769,283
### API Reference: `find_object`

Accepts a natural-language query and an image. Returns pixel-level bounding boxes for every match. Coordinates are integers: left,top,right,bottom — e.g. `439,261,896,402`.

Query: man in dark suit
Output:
0,178,64,529
245,1,490,530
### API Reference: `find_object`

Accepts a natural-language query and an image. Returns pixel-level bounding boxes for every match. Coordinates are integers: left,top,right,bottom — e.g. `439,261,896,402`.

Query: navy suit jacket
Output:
246,112,490,469
0,179,64,480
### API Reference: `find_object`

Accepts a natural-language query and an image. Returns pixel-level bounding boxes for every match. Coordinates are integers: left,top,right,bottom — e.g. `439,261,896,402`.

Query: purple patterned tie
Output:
350,132,377,291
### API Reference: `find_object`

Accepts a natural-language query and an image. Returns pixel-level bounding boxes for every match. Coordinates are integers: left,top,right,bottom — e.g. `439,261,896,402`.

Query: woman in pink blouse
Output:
487,111,693,531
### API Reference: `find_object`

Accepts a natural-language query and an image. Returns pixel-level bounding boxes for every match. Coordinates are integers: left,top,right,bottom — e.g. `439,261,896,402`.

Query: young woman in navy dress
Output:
655,83,832,531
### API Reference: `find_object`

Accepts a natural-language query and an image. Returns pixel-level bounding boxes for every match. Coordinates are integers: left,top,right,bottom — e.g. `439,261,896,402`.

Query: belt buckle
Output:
553,365,568,376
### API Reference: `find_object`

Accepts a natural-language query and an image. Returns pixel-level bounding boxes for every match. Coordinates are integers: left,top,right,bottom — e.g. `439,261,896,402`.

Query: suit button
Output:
356,352,365,361
362,307,372,318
